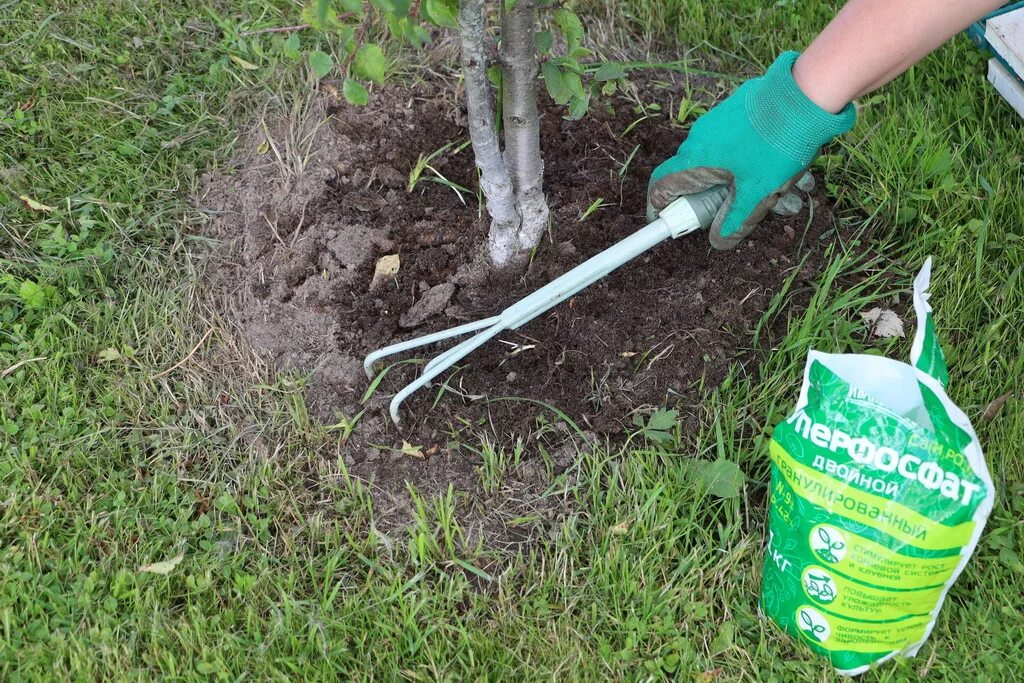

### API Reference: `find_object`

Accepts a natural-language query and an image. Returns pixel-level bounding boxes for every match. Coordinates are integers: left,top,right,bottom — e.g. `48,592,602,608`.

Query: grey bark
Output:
499,0,549,253
459,0,521,267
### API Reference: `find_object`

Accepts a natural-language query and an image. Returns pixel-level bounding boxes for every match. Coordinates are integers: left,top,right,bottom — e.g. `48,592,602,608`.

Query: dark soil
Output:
201,77,846,533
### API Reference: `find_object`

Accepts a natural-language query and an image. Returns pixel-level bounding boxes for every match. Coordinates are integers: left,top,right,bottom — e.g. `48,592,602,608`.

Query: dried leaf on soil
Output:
19,195,56,213
982,391,1013,422
860,307,905,338
400,440,424,459
609,521,629,535
370,253,400,291
230,55,259,70
138,551,185,575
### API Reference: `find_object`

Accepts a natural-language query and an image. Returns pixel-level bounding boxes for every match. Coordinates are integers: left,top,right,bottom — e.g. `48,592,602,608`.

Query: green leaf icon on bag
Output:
797,608,830,643
813,526,847,564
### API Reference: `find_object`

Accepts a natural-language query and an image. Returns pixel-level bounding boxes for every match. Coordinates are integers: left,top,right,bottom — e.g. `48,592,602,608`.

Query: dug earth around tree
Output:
201,79,851,532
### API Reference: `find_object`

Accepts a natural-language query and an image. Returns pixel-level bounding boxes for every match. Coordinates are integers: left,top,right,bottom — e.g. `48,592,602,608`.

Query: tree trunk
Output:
458,0,521,268
499,0,549,253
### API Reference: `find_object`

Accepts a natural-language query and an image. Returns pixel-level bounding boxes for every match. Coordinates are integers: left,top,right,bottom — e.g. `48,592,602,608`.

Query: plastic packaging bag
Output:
760,259,994,676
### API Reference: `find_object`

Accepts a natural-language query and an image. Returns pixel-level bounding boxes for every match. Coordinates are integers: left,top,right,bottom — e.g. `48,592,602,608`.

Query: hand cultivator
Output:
364,187,728,423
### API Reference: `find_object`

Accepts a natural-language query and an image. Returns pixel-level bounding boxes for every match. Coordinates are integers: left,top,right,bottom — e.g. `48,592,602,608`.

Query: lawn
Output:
2,1,1022,680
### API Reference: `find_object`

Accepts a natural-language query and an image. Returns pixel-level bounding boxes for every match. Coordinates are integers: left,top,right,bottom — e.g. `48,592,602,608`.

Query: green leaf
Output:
353,44,387,83
568,46,592,60
283,33,301,62
645,430,673,444
303,0,347,29
554,9,585,52
999,547,1024,573
534,29,552,53
407,23,431,49
564,70,585,99
691,459,746,499
711,621,736,655
315,0,331,24
338,0,365,14
18,280,46,309
646,408,678,431
923,146,952,180
387,14,428,47
370,0,396,11
566,93,589,120
308,50,334,79
390,0,412,16
555,56,582,74
424,0,458,27
542,61,571,105
337,26,355,52
895,205,918,225
343,78,369,105
594,62,626,81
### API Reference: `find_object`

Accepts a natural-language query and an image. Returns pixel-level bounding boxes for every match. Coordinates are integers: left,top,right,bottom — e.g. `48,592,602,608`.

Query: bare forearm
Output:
793,0,1003,113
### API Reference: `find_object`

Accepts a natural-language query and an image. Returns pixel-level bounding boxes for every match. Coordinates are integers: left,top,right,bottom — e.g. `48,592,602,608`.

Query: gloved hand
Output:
648,51,856,249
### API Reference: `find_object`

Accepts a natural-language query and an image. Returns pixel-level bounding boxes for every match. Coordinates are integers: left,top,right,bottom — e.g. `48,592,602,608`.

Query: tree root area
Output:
202,81,844,532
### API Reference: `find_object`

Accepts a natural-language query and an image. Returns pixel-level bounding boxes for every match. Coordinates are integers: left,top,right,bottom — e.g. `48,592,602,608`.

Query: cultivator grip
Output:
366,187,728,423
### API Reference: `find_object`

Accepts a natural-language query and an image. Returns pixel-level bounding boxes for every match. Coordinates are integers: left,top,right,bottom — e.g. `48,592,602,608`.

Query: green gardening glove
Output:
648,51,856,249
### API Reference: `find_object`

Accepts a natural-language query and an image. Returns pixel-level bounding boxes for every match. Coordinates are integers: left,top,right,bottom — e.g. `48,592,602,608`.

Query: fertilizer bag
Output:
760,259,994,676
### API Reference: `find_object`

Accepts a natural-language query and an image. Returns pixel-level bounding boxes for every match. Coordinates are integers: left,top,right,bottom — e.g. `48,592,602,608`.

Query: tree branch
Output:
460,0,521,266
499,0,549,253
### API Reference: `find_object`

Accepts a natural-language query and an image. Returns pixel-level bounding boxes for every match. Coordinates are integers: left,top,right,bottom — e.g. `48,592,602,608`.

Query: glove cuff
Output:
745,51,856,165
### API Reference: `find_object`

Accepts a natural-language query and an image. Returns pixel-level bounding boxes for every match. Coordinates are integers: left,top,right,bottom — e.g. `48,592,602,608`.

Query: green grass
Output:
2,0,1023,680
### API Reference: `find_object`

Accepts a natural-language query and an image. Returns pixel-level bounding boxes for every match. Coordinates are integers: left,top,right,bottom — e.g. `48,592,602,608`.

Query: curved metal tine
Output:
423,320,510,374
419,255,613,374
420,256,617,374
363,315,501,379
389,321,506,423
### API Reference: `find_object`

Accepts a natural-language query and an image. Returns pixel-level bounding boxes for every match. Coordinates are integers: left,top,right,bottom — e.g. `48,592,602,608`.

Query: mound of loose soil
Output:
201,77,845,531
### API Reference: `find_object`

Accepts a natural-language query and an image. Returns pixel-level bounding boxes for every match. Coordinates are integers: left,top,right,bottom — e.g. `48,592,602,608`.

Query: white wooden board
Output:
986,8,1024,78
988,59,1024,119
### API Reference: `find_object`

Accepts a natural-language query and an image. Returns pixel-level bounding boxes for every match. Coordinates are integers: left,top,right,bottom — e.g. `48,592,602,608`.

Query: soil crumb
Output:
201,77,847,533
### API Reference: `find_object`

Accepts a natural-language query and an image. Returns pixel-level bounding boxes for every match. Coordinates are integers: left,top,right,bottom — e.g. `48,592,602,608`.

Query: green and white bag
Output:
760,259,994,676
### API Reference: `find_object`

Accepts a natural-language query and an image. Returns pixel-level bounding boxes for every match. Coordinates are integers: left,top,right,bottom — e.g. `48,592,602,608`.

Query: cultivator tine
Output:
387,321,507,424
363,315,501,379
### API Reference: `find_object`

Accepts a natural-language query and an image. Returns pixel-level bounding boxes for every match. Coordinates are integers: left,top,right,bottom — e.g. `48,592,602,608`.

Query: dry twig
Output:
150,328,218,380
239,24,310,37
